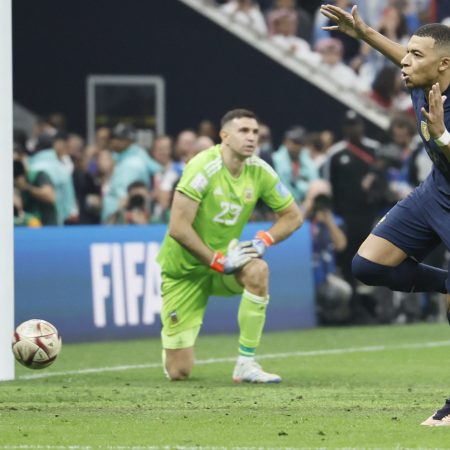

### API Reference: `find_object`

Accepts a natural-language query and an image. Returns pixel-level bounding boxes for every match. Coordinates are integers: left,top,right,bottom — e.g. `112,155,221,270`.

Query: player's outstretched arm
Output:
320,4,406,67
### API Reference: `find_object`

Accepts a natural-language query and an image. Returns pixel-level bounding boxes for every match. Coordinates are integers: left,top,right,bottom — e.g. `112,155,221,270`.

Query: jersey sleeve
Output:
175,156,210,202
257,159,294,212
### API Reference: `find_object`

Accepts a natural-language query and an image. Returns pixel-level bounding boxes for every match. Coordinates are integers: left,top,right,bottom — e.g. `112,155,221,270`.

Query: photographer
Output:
107,181,151,225
14,158,57,226
303,180,352,324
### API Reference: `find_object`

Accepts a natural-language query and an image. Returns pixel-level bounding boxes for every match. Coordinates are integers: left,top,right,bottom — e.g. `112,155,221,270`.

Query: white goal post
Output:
0,0,15,381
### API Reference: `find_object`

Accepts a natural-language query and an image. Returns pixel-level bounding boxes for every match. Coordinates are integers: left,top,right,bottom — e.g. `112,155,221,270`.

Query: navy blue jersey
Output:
411,87,450,195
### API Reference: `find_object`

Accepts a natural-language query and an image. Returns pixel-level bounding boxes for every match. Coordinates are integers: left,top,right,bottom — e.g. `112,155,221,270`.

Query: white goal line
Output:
17,339,450,381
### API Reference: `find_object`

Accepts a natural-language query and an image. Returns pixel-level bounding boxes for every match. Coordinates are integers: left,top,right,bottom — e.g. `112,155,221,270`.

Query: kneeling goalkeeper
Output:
157,109,303,383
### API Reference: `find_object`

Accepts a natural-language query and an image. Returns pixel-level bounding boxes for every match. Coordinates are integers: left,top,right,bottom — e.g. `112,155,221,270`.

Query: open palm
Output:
320,4,366,40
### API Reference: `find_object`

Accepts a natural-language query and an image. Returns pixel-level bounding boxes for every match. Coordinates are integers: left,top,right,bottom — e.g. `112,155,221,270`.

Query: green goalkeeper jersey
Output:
157,145,294,276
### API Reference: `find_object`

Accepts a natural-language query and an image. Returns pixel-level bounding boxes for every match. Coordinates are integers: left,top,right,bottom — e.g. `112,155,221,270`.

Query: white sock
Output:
237,355,254,364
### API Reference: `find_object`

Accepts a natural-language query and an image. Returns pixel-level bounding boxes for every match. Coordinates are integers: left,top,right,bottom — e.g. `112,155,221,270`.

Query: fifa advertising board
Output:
15,224,316,342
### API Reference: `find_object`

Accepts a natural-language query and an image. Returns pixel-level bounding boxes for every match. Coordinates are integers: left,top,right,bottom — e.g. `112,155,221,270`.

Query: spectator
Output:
255,123,274,167
380,114,419,202
26,117,56,154
369,66,412,113
173,130,197,176
327,0,362,63
95,148,115,199
197,119,218,142
270,8,318,63
315,37,368,92
53,131,74,174
303,179,352,324
305,132,329,172
68,133,102,224
151,135,179,223
356,6,410,89
189,135,215,162
13,129,28,156
101,123,161,223
273,126,319,203
13,187,41,227
85,127,111,173
13,160,49,226
27,133,77,225
322,111,384,284
107,181,152,225
47,112,67,132
266,0,314,41
220,0,268,35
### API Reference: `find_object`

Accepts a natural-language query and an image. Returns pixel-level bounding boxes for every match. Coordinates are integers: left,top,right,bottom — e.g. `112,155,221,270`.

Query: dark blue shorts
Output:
372,178,450,262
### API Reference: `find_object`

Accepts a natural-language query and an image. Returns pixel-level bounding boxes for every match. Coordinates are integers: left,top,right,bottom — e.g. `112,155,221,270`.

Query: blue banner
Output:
14,224,316,342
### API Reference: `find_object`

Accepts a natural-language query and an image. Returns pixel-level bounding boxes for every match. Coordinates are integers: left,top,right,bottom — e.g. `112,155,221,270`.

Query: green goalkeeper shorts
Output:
160,268,243,347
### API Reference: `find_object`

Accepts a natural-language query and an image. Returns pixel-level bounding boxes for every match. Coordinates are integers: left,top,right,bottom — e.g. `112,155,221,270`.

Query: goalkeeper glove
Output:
210,239,258,274
251,230,275,257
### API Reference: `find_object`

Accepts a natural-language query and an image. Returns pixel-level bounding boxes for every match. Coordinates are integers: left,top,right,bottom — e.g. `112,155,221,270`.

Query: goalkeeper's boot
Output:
421,398,450,426
232,359,281,384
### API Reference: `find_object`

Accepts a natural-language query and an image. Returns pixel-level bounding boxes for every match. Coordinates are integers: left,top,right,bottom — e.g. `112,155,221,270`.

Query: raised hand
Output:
320,4,367,40
421,83,447,139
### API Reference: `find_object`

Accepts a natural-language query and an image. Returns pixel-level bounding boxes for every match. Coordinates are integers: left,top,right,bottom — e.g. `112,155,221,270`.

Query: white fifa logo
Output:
90,242,162,328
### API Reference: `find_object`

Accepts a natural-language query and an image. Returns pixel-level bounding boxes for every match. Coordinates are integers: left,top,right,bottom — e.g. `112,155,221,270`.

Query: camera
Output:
126,193,146,211
311,193,332,215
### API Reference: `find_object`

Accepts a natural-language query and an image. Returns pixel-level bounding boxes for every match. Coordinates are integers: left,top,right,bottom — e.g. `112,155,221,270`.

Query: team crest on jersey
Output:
190,173,208,192
420,120,430,141
243,187,254,203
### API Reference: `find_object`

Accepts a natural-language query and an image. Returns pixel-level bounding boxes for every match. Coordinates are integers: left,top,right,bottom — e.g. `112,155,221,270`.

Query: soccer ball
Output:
12,319,62,369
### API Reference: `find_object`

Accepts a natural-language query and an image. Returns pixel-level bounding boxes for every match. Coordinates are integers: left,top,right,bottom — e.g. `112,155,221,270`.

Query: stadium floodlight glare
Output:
0,0,14,381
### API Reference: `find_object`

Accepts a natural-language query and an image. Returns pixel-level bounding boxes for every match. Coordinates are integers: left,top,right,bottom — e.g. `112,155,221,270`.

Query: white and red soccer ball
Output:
12,319,62,369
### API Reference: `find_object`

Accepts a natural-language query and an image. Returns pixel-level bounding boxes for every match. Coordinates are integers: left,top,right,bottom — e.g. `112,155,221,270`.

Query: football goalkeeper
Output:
157,108,303,383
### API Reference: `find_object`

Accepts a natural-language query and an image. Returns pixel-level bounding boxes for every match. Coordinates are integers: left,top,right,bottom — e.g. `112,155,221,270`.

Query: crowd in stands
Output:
215,0,450,112
13,0,450,327
12,103,447,326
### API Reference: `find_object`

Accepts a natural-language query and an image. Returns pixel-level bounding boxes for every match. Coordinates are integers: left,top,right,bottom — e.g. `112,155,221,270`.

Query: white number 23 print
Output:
213,201,243,225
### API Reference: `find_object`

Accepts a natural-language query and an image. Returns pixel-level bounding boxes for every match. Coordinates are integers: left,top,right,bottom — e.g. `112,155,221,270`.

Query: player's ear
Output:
439,56,450,72
220,129,228,141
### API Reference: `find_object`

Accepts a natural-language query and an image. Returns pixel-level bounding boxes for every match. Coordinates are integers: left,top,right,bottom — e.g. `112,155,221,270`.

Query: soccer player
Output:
320,4,450,426
157,109,302,383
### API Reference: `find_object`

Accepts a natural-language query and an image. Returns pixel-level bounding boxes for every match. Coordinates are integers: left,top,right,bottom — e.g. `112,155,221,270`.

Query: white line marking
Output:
17,340,450,381
0,446,448,450
0,447,444,450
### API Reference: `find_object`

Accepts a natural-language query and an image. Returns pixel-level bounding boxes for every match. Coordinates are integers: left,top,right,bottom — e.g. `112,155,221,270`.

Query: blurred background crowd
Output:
12,105,447,327
216,0,450,111
12,0,450,327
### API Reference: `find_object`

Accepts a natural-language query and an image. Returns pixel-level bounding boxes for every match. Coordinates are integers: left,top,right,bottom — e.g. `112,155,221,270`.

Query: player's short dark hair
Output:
413,23,450,49
220,109,259,128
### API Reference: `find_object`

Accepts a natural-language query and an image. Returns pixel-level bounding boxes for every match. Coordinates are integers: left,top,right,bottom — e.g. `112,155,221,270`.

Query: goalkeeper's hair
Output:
220,109,259,128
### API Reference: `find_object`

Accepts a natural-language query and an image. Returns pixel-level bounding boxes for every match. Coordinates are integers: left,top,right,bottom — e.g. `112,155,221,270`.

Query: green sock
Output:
238,289,269,355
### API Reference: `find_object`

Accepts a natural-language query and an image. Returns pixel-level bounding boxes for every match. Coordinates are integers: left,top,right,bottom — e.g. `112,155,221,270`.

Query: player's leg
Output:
234,258,268,357
213,258,280,383
160,273,209,381
352,190,448,294
162,327,200,381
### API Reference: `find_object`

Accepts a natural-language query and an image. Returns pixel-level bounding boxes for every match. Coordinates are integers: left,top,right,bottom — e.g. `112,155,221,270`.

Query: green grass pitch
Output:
2,323,450,449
